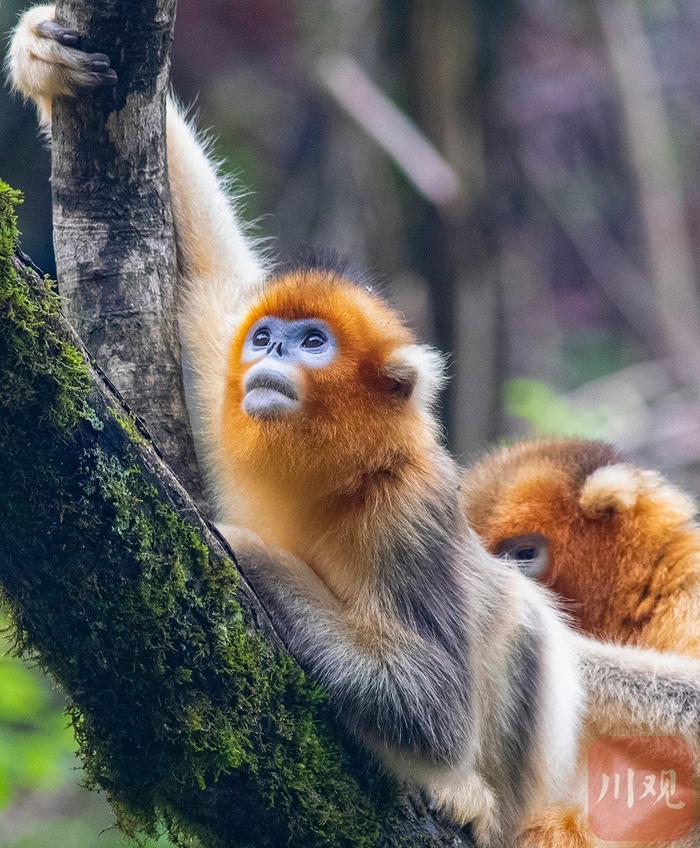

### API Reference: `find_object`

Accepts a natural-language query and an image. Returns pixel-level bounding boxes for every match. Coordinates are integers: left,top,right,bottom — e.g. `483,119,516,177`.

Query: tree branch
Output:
51,0,205,505
0,183,472,848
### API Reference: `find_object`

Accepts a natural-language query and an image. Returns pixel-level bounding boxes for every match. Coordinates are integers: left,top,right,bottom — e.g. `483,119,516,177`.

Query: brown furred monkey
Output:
463,438,700,846
9,11,700,847
463,438,700,656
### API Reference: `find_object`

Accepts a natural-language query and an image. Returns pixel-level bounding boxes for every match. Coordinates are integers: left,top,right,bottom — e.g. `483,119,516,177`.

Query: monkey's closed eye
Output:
301,330,328,351
496,533,549,578
253,328,271,347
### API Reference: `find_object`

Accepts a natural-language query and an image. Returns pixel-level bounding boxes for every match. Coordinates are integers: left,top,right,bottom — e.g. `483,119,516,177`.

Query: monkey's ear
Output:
381,354,419,400
580,464,697,524
381,344,448,407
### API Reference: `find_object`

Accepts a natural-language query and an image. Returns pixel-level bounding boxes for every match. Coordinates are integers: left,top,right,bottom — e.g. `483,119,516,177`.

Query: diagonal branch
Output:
0,183,472,848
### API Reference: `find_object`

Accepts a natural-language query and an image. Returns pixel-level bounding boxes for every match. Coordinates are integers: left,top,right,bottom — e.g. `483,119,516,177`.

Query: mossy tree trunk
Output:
0,183,473,847
51,0,205,505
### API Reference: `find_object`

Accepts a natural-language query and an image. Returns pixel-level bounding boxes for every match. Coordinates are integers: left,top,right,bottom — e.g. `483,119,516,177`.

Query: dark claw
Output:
99,69,118,86
37,20,80,47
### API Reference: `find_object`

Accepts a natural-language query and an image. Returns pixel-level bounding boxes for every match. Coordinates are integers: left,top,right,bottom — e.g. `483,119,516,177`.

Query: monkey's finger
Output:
86,53,112,73
97,68,118,86
36,20,80,47
75,68,118,91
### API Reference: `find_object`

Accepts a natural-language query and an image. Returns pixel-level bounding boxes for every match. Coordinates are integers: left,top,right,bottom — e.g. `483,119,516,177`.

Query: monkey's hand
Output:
579,462,696,527
8,4,116,123
216,523,341,647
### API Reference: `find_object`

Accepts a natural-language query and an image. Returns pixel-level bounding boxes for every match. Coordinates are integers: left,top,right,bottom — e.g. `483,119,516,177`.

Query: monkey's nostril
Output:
275,341,284,356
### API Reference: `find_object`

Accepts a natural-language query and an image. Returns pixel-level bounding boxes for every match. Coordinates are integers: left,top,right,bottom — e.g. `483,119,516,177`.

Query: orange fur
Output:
463,439,700,653
12,9,700,839
518,805,595,848
220,268,437,599
463,438,700,845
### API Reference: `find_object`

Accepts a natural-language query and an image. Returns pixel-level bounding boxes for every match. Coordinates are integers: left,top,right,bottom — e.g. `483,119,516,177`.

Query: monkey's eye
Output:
513,546,538,562
496,533,549,579
252,328,271,348
301,330,328,351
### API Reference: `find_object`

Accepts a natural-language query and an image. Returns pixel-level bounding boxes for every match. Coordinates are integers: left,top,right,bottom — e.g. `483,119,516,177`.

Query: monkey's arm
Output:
166,103,267,377
8,4,267,469
166,102,268,476
575,634,700,739
220,526,472,765
9,5,266,295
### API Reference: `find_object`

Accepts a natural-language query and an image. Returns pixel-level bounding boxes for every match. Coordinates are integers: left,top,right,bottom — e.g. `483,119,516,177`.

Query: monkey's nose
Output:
273,341,284,356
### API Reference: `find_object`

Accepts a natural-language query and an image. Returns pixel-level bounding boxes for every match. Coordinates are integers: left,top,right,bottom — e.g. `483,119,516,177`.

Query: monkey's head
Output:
462,438,697,635
222,267,446,494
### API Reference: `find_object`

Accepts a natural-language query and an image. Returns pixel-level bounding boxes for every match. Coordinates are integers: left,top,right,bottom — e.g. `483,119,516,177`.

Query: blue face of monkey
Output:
241,316,338,420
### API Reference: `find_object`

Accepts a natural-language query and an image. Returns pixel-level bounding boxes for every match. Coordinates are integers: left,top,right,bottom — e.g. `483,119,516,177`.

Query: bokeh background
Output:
2,0,700,844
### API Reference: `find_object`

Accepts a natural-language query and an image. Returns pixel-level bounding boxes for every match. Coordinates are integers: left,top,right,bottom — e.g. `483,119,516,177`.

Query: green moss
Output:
111,409,147,445
0,182,440,847
0,186,92,433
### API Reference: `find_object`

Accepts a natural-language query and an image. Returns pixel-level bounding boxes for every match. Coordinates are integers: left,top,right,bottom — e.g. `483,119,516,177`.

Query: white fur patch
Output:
580,464,646,514
390,344,448,411
580,463,697,523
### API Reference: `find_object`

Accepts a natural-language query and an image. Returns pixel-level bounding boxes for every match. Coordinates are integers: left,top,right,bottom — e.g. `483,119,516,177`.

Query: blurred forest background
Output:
2,0,700,845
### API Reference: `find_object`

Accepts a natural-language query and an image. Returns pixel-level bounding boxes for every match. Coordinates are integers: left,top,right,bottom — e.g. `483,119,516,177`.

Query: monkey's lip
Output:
244,371,299,401
242,370,301,419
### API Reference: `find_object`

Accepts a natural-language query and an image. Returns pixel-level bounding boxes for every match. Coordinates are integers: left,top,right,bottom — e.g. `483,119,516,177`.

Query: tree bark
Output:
51,0,205,505
0,183,473,848
390,0,503,459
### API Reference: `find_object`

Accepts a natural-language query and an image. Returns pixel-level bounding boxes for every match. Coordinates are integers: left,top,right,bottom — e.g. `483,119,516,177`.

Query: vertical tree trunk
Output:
51,0,205,504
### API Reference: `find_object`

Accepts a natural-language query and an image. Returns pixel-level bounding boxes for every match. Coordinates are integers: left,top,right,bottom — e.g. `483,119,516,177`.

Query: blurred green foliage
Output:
504,378,611,439
505,326,643,439
0,614,74,807
0,611,173,847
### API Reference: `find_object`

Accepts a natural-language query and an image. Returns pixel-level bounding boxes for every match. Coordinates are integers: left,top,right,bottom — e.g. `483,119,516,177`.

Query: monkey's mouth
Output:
243,370,301,419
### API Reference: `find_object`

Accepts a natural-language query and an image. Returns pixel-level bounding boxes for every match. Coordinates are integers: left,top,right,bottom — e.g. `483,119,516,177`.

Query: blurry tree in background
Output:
2,0,700,844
